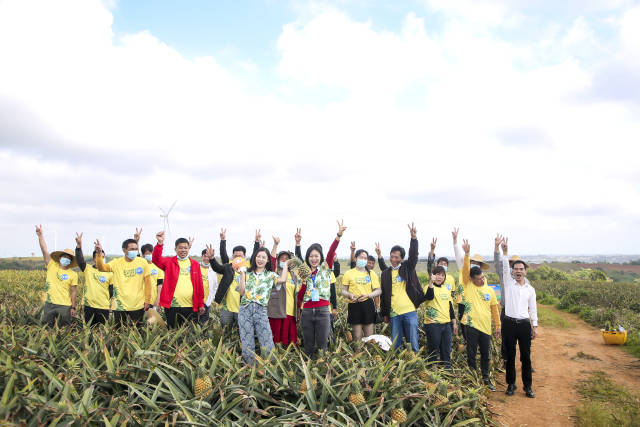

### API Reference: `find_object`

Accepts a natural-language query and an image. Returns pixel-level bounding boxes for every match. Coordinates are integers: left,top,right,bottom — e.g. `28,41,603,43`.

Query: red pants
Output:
269,315,298,346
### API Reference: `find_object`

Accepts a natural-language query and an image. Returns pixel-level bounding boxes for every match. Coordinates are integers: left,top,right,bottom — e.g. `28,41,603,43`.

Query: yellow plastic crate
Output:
601,329,627,345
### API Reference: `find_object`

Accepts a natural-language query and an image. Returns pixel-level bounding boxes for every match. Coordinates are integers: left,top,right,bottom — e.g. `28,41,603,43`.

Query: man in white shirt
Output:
500,237,538,398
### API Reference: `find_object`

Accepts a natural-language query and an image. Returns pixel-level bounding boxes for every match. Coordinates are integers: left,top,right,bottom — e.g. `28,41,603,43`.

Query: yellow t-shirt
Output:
171,259,193,308
390,269,415,317
45,260,78,306
201,265,210,303
148,263,164,304
456,270,486,304
461,256,498,335
82,265,113,310
342,268,380,300
223,260,250,313
423,283,453,324
285,273,298,316
107,257,151,311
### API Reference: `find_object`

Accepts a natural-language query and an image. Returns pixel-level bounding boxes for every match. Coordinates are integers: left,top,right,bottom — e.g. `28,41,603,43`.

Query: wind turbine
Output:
160,201,177,244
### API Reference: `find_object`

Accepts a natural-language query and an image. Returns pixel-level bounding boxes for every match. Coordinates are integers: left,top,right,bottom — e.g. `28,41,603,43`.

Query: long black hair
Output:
304,243,324,267
250,247,273,273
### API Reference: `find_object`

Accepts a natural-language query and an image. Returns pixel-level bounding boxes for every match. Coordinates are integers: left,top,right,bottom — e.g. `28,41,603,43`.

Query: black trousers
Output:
457,303,467,341
500,307,507,361
165,307,198,328
84,305,109,325
466,326,491,380
114,309,145,326
503,317,532,388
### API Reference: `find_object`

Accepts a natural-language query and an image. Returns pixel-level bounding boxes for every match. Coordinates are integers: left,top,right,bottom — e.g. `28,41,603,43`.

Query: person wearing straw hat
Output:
498,237,537,398
35,225,79,327
452,228,489,338
461,239,501,391
74,232,113,325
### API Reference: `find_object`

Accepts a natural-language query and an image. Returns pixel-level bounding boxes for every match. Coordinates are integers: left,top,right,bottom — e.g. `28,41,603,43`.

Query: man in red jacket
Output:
152,231,205,328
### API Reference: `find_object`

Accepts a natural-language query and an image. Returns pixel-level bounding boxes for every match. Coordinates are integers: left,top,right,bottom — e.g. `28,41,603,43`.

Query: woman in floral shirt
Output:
238,247,289,364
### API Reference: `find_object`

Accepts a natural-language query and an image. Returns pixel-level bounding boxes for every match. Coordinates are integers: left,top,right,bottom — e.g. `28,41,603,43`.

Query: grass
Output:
538,305,574,328
571,351,601,361
575,371,640,426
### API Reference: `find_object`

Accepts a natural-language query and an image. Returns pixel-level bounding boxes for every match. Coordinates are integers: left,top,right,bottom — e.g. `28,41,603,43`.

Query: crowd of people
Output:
34,220,538,397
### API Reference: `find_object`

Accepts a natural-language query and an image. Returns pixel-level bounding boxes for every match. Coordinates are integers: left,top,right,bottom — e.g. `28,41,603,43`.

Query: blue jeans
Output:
390,310,419,352
425,322,453,369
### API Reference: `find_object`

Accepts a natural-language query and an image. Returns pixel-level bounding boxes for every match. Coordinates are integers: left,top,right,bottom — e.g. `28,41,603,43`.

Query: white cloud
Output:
0,0,639,257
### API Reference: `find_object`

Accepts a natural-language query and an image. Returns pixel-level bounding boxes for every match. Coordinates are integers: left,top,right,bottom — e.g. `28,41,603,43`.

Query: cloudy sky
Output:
1,0,639,258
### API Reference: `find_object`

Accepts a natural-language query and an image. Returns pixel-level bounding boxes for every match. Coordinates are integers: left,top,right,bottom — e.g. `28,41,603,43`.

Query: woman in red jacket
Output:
152,231,205,328
297,220,346,359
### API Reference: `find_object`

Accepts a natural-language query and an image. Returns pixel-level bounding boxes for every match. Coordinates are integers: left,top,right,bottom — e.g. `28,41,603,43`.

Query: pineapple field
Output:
0,269,501,426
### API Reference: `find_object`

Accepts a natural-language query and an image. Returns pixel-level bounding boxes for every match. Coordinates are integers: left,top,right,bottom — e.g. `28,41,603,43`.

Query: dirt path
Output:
488,305,640,427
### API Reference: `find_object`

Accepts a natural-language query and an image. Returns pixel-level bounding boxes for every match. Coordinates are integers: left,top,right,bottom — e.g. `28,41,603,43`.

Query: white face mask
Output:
356,258,367,268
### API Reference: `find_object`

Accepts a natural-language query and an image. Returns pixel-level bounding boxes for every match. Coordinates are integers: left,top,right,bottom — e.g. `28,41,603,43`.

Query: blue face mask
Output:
177,255,189,261
356,258,367,268
441,265,448,272
127,251,137,260
279,261,287,269
144,255,152,262
59,257,71,267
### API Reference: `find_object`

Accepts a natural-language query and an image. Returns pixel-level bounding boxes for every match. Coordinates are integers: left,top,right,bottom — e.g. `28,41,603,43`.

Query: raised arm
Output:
461,239,471,286
271,236,279,268
94,240,111,272
35,225,51,265
375,242,387,270
251,229,261,258
219,228,229,264
294,228,303,260
332,254,341,276
406,223,419,272
500,237,513,289
74,232,87,272
326,220,346,269
452,227,463,269
494,233,504,285
152,231,168,270
427,237,436,275
349,241,356,268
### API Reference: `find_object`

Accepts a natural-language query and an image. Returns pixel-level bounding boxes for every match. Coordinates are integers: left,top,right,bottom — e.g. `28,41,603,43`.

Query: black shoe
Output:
505,384,516,396
483,380,496,392
525,387,535,398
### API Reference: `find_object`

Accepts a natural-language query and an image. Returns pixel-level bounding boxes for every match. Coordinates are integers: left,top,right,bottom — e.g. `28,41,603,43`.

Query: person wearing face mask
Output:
426,237,458,303
379,223,424,353
95,234,152,326
266,248,299,346
461,240,501,391
151,232,205,328
199,248,218,324
297,220,346,359
342,249,382,342
139,243,165,308
35,225,79,327
74,232,113,325
237,248,290,364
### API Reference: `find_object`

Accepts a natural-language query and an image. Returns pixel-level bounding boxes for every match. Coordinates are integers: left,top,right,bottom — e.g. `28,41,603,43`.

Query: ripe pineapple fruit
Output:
348,392,365,406
374,355,383,364
297,263,311,281
194,376,213,399
299,378,317,393
346,331,353,342
390,408,407,423
418,371,430,382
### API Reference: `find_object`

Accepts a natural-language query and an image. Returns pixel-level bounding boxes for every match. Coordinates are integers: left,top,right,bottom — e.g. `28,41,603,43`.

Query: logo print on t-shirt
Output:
483,293,490,301
60,274,68,281
136,267,143,275
99,276,107,283
365,276,371,283
397,276,403,282
151,269,158,275
446,283,451,291
187,266,191,273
